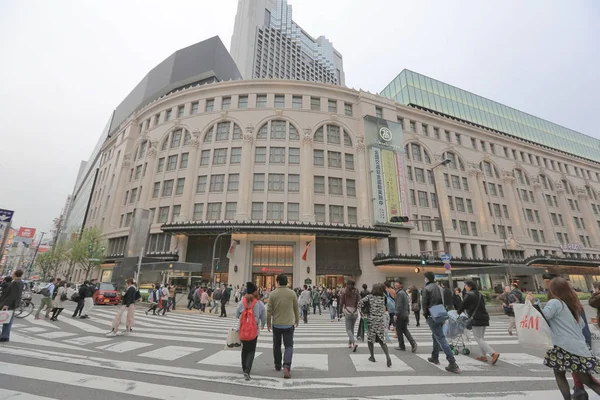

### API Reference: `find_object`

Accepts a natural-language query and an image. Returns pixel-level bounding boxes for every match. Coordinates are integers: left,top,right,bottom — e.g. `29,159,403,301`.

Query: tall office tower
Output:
230,0,345,86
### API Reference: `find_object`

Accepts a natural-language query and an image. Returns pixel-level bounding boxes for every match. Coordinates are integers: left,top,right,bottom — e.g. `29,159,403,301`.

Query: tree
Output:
70,227,106,281
35,251,55,279
34,242,68,280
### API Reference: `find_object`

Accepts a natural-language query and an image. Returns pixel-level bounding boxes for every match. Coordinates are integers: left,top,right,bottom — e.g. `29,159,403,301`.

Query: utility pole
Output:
28,231,46,278
135,246,144,283
0,221,12,273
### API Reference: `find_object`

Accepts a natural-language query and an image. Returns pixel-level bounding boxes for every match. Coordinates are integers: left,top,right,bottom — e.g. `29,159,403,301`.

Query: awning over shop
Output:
451,264,541,276
139,261,204,273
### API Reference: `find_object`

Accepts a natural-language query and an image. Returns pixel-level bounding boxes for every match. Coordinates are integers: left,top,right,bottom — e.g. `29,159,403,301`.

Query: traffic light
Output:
420,255,427,265
390,216,409,223
215,261,220,271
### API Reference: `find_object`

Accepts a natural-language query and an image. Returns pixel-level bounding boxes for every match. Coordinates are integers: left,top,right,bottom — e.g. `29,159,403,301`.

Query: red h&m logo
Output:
520,315,540,330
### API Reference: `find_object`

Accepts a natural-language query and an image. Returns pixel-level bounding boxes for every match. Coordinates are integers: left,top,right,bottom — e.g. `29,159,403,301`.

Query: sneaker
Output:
572,386,589,400
368,356,376,363
283,367,291,379
411,343,418,353
508,329,513,336
34,316,40,320
353,344,358,353
476,356,488,362
105,331,117,337
0,338,9,342
243,373,250,381
445,363,461,374
427,357,440,365
275,365,281,371
395,346,406,351
490,352,500,366
387,358,392,368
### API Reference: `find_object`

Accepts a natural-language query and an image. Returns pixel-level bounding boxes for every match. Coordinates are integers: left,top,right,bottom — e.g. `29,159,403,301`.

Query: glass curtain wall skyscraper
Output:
230,0,345,86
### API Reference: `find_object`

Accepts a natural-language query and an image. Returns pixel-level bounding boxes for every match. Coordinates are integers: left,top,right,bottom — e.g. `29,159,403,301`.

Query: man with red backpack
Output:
236,281,266,381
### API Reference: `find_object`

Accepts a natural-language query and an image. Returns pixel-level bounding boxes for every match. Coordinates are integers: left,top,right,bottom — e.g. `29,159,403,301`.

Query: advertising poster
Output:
17,227,36,239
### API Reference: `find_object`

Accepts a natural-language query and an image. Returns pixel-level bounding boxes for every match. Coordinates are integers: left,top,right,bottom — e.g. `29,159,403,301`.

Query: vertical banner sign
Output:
17,227,36,239
370,148,387,223
364,116,410,224
381,149,402,219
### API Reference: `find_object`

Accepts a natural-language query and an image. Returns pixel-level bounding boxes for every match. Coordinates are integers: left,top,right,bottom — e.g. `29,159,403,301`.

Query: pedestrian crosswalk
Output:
0,304,558,399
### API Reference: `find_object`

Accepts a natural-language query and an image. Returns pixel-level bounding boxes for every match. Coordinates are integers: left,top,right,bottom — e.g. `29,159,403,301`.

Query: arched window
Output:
586,186,598,201
326,125,340,144
344,131,352,146
203,121,242,143
424,149,431,164
170,129,182,148
412,144,423,162
443,151,457,169
404,144,410,160
540,175,554,191
183,131,191,145
161,137,168,151
314,127,323,142
137,140,148,160
255,120,300,141
215,122,231,141
515,169,530,186
203,127,214,143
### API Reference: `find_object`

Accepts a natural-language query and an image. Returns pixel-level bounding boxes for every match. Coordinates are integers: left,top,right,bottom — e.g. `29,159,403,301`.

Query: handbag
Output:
464,293,482,330
411,302,421,312
428,286,448,321
225,328,241,349
0,310,14,324
513,299,553,350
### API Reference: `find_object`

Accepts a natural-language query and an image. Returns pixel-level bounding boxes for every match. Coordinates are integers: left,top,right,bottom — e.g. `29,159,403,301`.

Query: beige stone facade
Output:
85,79,600,291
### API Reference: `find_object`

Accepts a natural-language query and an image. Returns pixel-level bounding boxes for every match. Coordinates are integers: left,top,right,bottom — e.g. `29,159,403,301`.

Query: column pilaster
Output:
110,153,131,227
235,129,254,220
501,170,525,239
177,131,200,221
355,138,371,226
138,140,158,210
300,131,315,222
468,164,492,235
577,187,598,247
556,182,577,240
533,178,556,245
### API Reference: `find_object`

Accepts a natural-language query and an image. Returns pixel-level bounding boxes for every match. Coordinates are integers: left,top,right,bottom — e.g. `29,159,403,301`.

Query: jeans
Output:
35,297,52,318
241,337,258,374
210,300,219,313
187,299,194,309
388,312,395,329
472,326,495,357
272,326,294,369
169,296,175,310
329,305,336,320
413,310,421,326
1,310,15,339
427,316,456,364
508,316,516,333
220,302,227,317
345,313,358,344
395,316,415,348
313,302,321,315
301,307,308,323
73,299,84,317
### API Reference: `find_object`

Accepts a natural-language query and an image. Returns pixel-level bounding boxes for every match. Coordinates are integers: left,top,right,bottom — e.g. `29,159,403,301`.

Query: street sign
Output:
304,278,312,285
0,209,14,223
444,263,451,270
441,253,451,263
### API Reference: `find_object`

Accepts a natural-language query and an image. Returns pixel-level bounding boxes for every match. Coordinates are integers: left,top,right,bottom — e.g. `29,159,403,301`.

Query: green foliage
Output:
70,227,106,281
35,242,68,279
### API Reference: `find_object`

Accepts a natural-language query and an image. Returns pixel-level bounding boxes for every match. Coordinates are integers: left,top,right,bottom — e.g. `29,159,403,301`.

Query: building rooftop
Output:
380,69,600,163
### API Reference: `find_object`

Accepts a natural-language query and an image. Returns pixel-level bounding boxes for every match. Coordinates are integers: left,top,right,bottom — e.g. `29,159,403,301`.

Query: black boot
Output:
368,342,375,362
380,342,392,367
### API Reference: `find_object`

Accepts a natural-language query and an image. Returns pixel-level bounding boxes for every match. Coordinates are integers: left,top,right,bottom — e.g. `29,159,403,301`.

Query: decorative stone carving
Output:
355,137,365,153
146,147,158,159
468,167,481,177
555,181,565,194
242,133,254,144
121,154,132,169
190,132,201,147
501,169,516,184
275,109,283,117
220,111,228,119
576,186,588,198
532,176,542,189
245,124,254,134
302,133,313,145
483,153,491,162
173,119,180,127
330,113,338,121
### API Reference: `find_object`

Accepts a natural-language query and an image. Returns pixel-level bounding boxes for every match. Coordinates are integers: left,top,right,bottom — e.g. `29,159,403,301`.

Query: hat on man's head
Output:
424,271,435,283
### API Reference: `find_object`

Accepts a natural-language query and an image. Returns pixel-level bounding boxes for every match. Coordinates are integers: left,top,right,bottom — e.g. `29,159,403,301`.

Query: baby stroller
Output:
444,310,472,355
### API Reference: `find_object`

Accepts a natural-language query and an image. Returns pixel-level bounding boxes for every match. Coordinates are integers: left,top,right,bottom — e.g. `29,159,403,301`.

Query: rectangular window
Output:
531,229,540,243
255,147,266,163
207,203,221,221
251,202,263,220
269,147,285,164
228,147,241,164
227,173,239,192
268,173,285,191
175,178,185,195
129,187,138,204
165,109,172,121
224,202,237,220
213,148,227,165
196,175,207,193
267,202,285,221
471,222,478,236
410,121,416,132
205,99,214,112
172,205,181,221
451,175,461,189
443,173,450,188
415,168,425,183
498,184,504,197
462,177,469,191
191,102,199,114
407,166,413,181
152,182,160,198
329,205,344,223
193,203,203,220
445,131,451,142
341,153,354,170
526,209,535,223
287,203,299,221
347,207,358,224
238,95,248,109
344,103,353,116
274,95,285,108
292,96,302,109
134,165,142,180
288,147,300,164
410,190,416,206
288,174,300,192
328,177,343,195
488,183,497,196
466,199,473,213
177,105,184,118
256,95,267,108
455,133,462,145
313,149,324,166
310,97,320,111
209,174,224,192
471,138,477,149
158,206,169,223
375,107,383,118
503,204,510,218
422,124,429,136
455,197,465,212
314,176,325,193
328,99,337,113
448,196,454,211
314,204,326,222
199,150,210,166
459,220,469,235
427,170,434,185
166,155,177,171
431,193,438,208
253,173,265,191
162,179,174,196
157,157,165,173
418,191,429,207
493,203,501,217
327,151,342,168
433,127,440,139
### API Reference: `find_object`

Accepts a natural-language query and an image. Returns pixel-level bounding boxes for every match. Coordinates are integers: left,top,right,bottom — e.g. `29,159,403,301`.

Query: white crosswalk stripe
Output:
0,304,558,399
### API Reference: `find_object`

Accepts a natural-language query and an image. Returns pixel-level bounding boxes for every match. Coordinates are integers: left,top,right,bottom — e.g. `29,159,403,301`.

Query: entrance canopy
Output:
451,264,540,276
139,261,203,273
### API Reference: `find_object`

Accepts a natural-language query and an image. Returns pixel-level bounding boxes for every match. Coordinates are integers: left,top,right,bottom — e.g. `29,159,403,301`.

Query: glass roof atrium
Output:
380,69,600,163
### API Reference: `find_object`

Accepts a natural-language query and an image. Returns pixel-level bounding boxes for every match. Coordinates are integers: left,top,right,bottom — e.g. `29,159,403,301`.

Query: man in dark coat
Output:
0,269,24,342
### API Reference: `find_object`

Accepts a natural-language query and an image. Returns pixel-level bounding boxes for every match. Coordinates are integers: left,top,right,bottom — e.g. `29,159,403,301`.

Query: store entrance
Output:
253,274,293,290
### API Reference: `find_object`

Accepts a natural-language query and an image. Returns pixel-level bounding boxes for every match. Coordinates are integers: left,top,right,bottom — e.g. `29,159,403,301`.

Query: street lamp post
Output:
28,231,46,279
431,158,454,291
210,229,236,288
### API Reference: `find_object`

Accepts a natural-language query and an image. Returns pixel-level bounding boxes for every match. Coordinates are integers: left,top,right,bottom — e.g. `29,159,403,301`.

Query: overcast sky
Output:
0,0,598,233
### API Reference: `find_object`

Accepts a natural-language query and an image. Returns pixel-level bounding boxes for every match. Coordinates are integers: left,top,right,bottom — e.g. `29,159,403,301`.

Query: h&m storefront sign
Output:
364,116,410,224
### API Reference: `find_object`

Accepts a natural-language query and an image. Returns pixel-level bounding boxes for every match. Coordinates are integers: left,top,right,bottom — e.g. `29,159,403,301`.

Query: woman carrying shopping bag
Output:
236,282,266,381
526,277,600,399
358,283,392,367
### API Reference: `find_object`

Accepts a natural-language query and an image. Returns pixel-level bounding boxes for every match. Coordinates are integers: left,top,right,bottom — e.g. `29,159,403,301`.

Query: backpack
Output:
135,290,141,301
60,291,68,301
239,298,258,341
40,287,50,297
148,290,155,303
71,293,81,302
384,292,395,312
214,289,222,300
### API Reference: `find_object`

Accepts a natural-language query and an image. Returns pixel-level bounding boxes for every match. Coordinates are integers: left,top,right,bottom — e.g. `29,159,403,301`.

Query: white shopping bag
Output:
0,310,14,324
513,300,553,350
589,324,600,356
225,328,241,350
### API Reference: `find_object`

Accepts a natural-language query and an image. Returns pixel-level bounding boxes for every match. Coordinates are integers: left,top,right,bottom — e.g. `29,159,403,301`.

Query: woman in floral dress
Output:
358,283,392,367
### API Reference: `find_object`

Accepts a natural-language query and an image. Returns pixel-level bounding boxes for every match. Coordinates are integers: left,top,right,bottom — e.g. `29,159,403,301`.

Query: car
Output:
93,282,121,305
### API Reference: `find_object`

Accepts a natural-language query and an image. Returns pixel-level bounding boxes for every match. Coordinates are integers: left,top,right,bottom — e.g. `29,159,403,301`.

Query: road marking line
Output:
350,354,413,372
138,345,204,361
96,340,153,353
0,388,58,400
63,335,111,346
9,333,97,352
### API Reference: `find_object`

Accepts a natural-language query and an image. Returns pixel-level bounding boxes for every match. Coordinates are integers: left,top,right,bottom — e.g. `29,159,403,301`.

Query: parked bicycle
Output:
14,291,34,319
